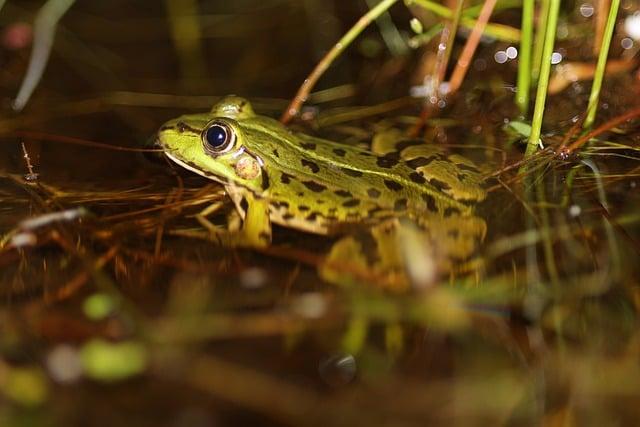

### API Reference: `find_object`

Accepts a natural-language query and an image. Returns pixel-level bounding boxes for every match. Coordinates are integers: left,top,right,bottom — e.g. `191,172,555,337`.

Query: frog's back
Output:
237,117,485,234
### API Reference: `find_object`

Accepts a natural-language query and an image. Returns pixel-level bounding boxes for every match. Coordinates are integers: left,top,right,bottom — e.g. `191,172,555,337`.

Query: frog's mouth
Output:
164,152,229,186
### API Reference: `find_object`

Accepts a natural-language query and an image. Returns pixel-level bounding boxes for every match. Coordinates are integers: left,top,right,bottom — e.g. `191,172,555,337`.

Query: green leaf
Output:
506,120,532,137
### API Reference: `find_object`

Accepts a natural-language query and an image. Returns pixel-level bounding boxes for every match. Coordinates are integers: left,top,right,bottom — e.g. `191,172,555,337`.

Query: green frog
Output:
157,96,486,289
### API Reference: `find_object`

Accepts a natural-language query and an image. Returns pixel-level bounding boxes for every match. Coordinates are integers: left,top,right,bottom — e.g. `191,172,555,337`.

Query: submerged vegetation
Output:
0,0,639,425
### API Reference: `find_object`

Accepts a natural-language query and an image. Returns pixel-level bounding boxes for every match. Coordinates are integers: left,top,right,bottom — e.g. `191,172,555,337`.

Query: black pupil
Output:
206,125,227,149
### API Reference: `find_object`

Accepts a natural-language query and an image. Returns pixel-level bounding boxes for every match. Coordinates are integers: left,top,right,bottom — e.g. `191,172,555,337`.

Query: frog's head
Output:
157,95,273,194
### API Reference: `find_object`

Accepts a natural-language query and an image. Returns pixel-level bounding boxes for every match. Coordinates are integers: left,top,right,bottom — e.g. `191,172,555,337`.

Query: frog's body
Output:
158,96,486,288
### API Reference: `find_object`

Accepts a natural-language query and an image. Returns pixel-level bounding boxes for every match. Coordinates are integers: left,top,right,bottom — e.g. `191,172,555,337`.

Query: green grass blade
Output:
531,0,550,83
525,0,561,156
584,0,621,129
516,0,534,114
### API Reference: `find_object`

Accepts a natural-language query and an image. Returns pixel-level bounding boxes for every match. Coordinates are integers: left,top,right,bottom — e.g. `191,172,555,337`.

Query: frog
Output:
157,95,487,290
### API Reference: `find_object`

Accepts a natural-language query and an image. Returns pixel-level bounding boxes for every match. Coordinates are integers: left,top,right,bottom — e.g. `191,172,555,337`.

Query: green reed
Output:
516,0,534,114
584,0,621,129
526,0,561,157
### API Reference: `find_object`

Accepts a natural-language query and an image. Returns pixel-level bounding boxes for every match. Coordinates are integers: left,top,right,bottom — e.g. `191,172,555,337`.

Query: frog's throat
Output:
164,152,228,186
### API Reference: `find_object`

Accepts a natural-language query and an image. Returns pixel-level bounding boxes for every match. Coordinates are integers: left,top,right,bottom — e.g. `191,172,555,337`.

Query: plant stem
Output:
594,0,610,55
516,0,533,114
536,176,560,285
280,0,399,124
531,0,550,84
366,0,409,56
448,0,498,94
583,0,620,129
435,0,465,86
525,0,560,157
407,0,521,42
12,0,76,111
562,105,640,154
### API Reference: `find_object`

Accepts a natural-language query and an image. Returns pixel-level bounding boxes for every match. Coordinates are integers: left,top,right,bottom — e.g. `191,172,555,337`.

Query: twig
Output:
47,245,119,303
280,0,399,124
562,105,640,154
20,142,39,181
448,0,498,94
11,131,162,152
594,0,610,55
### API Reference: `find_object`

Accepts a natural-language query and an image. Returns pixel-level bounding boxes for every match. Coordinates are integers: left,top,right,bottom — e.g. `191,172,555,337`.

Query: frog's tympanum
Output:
157,96,486,290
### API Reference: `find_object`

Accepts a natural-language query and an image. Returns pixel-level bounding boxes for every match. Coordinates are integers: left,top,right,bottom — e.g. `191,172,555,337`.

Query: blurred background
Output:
0,1,639,426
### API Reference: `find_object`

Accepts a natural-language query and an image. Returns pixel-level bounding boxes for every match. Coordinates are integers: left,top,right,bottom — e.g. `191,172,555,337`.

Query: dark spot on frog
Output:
298,205,310,211
334,190,352,198
297,192,304,197
342,199,360,207
260,171,270,190
354,232,380,264
316,200,325,204
368,206,383,216
341,168,364,177
394,198,407,211
271,200,289,209
328,207,338,213
409,172,427,184
367,188,381,198
430,178,452,191
301,159,320,173
302,180,326,192
301,142,316,150
422,194,437,211
332,148,346,157
272,149,280,158
306,212,320,221
376,153,400,169
282,213,295,220
444,207,460,217
384,179,403,191
280,172,295,184
406,156,434,169
174,121,200,135
239,197,249,213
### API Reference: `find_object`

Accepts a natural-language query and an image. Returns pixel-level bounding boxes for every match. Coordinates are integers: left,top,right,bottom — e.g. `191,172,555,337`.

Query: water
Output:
0,1,639,425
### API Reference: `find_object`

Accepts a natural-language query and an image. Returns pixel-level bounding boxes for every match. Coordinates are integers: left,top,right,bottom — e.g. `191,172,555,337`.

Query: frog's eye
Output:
202,122,235,154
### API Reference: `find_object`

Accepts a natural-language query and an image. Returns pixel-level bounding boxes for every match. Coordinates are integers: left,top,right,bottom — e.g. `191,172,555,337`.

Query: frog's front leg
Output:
188,192,271,248
236,192,272,247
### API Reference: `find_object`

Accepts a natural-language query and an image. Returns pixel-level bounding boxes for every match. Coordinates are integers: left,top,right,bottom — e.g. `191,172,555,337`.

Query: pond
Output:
0,0,639,425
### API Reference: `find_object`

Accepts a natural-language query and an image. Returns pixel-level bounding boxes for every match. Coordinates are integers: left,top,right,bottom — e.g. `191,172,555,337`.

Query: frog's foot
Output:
320,220,429,291
319,215,486,291
320,221,410,291
178,193,272,249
